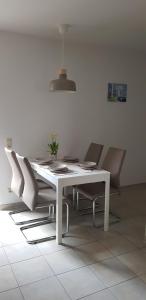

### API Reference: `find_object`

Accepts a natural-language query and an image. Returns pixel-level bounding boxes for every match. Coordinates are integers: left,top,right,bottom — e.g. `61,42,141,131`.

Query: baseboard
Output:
120,182,146,191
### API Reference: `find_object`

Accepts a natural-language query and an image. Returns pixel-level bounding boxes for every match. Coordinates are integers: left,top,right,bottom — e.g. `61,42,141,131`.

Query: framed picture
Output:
108,83,127,102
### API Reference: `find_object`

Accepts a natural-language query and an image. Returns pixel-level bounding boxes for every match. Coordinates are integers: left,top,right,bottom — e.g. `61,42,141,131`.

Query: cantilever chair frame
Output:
76,147,126,227
5,147,52,226
76,189,121,227
17,154,70,244
20,202,69,244
4,147,28,225
72,142,104,208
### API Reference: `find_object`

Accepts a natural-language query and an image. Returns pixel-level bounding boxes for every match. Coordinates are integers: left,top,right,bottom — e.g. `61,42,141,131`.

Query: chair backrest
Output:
16,154,38,211
84,143,104,165
5,147,24,198
102,147,126,189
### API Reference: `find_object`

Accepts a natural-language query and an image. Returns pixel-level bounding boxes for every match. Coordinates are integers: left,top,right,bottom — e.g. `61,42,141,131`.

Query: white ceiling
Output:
0,0,146,49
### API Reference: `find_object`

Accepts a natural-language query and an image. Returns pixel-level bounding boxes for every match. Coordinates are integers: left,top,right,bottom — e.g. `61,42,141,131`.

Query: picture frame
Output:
108,83,127,102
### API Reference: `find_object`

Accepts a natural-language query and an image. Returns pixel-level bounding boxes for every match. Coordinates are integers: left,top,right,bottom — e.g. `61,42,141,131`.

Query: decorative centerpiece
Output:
48,133,59,160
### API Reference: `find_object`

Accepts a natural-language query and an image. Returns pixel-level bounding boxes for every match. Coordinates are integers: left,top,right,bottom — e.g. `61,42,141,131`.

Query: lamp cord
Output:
61,32,65,69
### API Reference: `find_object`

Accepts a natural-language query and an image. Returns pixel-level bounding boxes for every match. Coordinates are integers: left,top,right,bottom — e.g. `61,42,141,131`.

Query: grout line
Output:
1,245,142,291
19,274,72,300
18,275,56,288
18,287,25,300
42,253,56,276
1,209,146,298
9,268,25,300
75,286,118,300
0,286,23,296
56,273,75,300
3,246,43,265
1,232,143,277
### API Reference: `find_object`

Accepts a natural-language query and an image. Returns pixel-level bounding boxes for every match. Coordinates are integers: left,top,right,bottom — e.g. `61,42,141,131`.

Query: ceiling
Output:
0,0,146,49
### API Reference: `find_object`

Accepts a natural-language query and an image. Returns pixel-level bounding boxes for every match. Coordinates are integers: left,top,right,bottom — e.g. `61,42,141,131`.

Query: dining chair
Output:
17,154,70,244
76,147,126,226
72,142,104,208
84,142,104,163
5,147,52,225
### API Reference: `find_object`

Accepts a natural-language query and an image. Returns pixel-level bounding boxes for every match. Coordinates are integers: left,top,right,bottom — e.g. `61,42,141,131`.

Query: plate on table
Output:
63,156,79,163
78,161,97,170
38,160,54,166
29,157,43,162
50,164,69,174
30,158,53,165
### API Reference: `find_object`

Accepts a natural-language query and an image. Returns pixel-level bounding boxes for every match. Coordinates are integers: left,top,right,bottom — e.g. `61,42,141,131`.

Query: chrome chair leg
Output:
65,202,69,233
92,198,105,227
52,205,55,217
20,202,70,244
49,204,55,218
20,220,56,244
75,191,100,215
72,187,76,209
9,209,51,226
48,205,51,217
92,199,96,227
76,191,79,210
9,209,29,225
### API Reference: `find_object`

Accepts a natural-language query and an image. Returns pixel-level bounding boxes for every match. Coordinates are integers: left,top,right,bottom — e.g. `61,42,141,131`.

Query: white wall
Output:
0,31,145,204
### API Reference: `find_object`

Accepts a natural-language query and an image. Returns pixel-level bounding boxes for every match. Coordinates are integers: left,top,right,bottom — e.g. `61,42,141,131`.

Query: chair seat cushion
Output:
37,179,51,190
37,189,70,208
76,182,118,200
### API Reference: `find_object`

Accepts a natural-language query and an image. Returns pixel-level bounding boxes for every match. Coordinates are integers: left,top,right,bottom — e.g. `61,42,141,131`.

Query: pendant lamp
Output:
49,24,76,92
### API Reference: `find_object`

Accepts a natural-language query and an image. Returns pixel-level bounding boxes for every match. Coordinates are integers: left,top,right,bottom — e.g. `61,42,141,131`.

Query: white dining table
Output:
32,162,110,244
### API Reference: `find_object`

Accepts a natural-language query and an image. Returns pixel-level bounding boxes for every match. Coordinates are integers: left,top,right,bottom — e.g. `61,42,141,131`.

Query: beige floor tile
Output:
110,277,146,300
45,248,93,274
130,216,146,227
118,249,146,275
82,289,117,299
100,235,136,256
12,256,53,286
0,212,15,226
76,241,113,262
90,257,135,287
122,233,146,248
4,242,41,263
37,239,67,255
139,272,146,284
22,222,56,242
20,277,70,300
110,219,134,234
58,266,105,300
0,248,9,267
62,229,97,247
0,227,25,246
1,185,146,299
0,265,18,292
11,209,49,224
0,288,23,300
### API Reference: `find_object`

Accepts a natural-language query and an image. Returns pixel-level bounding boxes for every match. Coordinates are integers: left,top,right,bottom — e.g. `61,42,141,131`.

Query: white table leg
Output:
104,174,110,231
56,183,63,244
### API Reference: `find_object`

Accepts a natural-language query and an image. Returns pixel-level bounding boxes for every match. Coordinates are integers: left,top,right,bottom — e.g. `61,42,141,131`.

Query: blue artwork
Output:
108,83,127,102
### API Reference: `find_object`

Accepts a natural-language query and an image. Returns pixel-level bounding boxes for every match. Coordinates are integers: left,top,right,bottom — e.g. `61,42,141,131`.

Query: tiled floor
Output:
0,185,146,299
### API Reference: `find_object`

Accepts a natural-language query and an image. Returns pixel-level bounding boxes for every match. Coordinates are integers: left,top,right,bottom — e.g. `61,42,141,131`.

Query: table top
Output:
32,161,110,187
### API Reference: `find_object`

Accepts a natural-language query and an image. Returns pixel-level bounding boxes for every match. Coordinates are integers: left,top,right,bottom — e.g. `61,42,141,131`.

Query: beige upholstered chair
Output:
76,147,126,226
84,142,104,163
5,147,51,225
17,154,70,244
5,148,24,198
72,143,104,206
